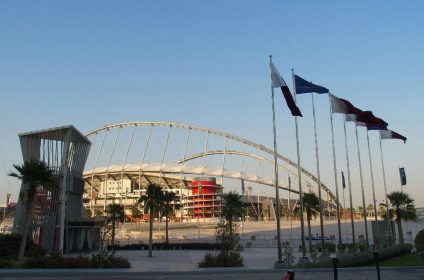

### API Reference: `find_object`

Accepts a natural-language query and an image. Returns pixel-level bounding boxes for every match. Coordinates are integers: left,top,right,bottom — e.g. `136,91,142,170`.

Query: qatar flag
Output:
270,62,302,117
330,94,355,114
380,130,407,143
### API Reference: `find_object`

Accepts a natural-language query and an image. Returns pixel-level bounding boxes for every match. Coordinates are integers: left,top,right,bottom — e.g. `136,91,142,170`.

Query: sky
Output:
0,1,423,207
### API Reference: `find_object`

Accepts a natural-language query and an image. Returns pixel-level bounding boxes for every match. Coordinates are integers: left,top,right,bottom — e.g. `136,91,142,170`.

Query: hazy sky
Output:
1,1,423,207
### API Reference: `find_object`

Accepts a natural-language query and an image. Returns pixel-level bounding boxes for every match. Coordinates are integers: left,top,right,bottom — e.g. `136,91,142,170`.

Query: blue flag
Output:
294,74,329,94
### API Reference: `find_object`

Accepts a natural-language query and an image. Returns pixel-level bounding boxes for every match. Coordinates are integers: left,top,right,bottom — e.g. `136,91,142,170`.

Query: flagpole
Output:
343,115,356,246
288,176,292,240
379,134,393,245
269,55,283,263
328,94,342,247
311,93,326,254
355,124,369,247
342,179,348,241
291,69,306,259
366,130,380,246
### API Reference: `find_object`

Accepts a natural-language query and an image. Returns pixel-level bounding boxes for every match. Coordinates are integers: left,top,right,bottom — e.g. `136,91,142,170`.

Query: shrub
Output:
310,242,336,254
309,249,319,263
198,251,243,267
299,243,413,268
92,255,131,268
61,255,93,268
198,220,244,267
107,256,131,268
0,234,20,259
282,241,294,267
112,242,221,251
414,230,424,253
215,220,240,252
0,258,20,268
0,234,46,260
18,254,131,269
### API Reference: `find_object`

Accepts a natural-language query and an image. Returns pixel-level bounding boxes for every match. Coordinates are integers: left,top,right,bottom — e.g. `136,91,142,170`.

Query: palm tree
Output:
221,191,243,237
367,204,374,217
8,159,55,260
130,205,142,219
302,192,320,252
378,205,386,218
162,191,181,244
387,191,417,244
105,203,125,255
138,183,164,257
357,206,364,218
281,206,290,221
94,209,105,217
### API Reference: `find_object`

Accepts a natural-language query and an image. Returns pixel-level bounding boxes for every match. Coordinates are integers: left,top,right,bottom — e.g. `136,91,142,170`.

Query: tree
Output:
138,183,164,257
105,203,125,255
198,219,243,267
130,205,142,219
357,206,364,218
83,208,92,217
387,191,417,245
302,192,320,252
281,206,290,221
98,221,113,268
221,192,243,238
94,209,105,217
161,191,181,244
378,205,386,218
8,159,55,261
367,204,374,217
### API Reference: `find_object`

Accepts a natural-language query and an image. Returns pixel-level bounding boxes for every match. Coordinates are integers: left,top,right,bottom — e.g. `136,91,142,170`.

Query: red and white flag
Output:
345,113,366,127
380,130,407,143
270,62,302,117
330,94,355,114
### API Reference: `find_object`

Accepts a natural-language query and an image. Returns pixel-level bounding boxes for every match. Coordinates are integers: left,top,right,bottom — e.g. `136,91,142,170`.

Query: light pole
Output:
197,181,202,239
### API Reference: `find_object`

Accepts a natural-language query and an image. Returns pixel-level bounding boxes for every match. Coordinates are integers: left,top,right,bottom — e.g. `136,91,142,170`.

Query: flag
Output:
345,111,366,127
270,62,303,117
330,94,355,114
241,179,245,194
380,130,407,143
341,171,346,189
366,115,388,130
294,74,329,94
346,107,388,130
399,167,407,185
288,176,291,189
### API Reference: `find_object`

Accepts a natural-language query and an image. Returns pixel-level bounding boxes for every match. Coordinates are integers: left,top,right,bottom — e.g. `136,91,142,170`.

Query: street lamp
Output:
197,181,202,239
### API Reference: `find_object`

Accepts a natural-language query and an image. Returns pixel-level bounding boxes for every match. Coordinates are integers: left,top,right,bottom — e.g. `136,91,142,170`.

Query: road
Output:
1,267,424,280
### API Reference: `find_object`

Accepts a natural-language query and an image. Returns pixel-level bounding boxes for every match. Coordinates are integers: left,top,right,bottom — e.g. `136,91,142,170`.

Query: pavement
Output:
1,220,423,279
1,249,424,279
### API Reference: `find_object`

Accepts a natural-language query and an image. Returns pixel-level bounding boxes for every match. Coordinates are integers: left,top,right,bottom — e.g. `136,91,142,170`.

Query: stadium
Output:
82,121,339,223
11,122,341,253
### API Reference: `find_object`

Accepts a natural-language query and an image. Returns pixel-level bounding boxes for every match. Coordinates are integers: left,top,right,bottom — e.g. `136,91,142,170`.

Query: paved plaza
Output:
1,266,424,280
1,220,423,279
115,219,424,249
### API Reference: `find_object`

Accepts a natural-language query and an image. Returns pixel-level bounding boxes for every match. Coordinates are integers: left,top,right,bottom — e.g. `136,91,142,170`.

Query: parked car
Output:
305,235,331,241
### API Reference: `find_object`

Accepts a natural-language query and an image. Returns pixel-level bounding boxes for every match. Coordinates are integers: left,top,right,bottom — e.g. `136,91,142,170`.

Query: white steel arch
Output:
84,121,338,207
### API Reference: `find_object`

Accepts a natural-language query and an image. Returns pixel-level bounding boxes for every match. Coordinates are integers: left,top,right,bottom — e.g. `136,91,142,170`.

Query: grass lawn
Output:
378,252,423,267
